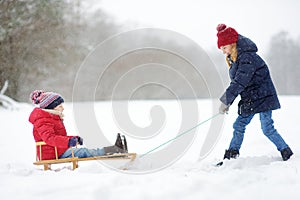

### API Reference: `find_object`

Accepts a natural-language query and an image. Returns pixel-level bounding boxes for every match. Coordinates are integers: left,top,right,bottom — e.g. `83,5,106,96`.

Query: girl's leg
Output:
260,111,288,151
60,148,105,158
228,114,254,150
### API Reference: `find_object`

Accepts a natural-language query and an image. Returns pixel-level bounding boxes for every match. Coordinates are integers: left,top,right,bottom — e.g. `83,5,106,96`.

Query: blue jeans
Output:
229,110,288,151
59,147,105,159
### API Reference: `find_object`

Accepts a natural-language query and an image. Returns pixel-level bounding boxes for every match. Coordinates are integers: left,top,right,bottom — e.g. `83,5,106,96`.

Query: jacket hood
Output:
29,108,61,124
237,34,258,53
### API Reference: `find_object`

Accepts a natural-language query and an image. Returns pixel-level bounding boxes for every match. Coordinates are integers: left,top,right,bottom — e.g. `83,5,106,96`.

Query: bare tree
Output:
0,0,71,100
1,0,123,102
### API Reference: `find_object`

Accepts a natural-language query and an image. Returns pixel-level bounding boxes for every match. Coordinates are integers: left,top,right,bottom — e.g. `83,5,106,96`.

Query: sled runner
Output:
33,141,137,171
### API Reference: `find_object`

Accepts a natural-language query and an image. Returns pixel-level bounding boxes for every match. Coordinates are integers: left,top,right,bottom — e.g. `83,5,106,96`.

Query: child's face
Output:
54,104,64,113
220,44,232,56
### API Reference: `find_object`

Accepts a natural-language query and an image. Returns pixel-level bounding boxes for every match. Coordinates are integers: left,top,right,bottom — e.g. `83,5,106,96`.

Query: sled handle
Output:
36,141,75,161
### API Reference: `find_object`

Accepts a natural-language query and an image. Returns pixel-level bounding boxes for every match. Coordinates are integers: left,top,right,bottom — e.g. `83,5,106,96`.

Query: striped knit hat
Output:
30,90,64,109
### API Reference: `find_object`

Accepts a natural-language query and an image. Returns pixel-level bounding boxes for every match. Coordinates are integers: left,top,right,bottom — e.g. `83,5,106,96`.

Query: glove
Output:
77,136,83,145
219,102,230,114
68,137,78,147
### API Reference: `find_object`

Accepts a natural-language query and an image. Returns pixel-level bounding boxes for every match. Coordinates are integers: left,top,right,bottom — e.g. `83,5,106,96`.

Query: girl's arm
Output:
35,118,71,148
220,54,256,105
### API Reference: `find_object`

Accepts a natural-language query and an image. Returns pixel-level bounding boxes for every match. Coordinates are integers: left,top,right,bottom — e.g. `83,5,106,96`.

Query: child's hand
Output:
219,103,230,114
68,137,78,147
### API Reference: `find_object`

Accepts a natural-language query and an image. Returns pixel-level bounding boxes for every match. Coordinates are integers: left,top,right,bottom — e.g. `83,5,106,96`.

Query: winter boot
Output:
122,135,128,153
216,149,240,166
280,147,293,161
223,149,240,160
103,145,126,155
115,133,123,150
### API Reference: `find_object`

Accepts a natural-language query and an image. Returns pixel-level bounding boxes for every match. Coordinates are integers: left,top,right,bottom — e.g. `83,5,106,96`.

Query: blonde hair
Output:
225,43,237,67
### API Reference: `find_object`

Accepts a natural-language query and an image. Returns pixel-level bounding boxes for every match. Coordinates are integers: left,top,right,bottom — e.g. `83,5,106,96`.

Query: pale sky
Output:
85,0,300,53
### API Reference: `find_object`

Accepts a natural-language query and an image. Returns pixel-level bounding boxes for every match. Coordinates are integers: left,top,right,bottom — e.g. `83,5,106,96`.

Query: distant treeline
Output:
1,1,299,102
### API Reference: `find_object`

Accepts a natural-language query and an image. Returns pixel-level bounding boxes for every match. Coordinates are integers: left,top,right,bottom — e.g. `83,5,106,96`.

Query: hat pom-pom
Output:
30,90,44,104
216,24,227,32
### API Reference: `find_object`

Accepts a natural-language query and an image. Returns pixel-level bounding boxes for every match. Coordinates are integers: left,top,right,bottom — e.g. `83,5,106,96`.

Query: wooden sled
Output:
33,141,137,171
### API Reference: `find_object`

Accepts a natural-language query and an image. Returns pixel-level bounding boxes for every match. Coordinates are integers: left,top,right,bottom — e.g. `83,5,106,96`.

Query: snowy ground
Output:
0,96,299,200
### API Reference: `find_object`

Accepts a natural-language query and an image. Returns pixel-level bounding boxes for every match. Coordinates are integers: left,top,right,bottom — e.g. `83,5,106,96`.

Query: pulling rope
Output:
140,113,220,158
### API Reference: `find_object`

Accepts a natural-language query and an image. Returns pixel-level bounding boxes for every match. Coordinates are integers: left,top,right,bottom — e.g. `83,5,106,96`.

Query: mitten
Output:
219,102,230,114
68,137,78,147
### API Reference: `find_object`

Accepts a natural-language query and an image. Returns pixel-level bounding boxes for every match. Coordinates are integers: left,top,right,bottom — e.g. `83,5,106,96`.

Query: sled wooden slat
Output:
77,153,137,162
33,141,137,171
33,157,79,170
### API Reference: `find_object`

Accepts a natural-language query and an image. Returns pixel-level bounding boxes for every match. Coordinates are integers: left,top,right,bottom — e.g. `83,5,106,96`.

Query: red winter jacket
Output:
29,108,74,160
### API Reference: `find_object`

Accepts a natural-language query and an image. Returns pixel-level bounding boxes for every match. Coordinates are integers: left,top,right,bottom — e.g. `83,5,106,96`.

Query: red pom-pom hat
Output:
216,24,239,49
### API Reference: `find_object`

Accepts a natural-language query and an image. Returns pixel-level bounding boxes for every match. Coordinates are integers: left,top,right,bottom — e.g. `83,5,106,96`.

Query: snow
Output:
1,96,299,200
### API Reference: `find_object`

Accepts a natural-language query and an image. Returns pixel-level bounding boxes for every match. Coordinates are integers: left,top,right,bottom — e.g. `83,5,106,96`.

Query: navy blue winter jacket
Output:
220,35,280,117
